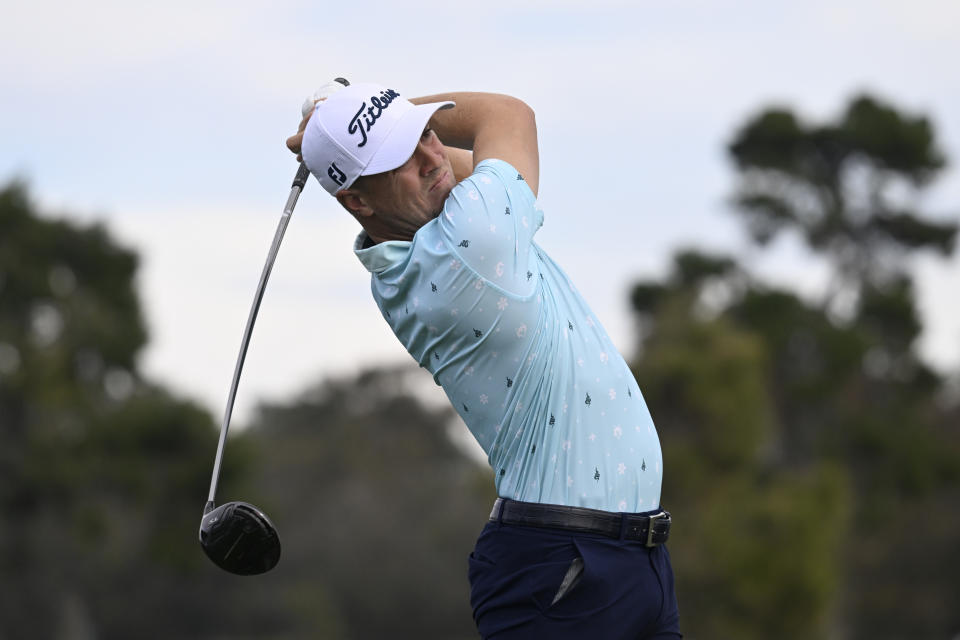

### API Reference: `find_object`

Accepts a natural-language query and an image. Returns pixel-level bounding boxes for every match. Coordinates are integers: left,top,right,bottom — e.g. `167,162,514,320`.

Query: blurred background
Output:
2,1,958,638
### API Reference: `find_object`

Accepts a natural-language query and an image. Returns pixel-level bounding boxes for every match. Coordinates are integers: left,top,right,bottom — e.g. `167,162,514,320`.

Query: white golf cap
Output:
301,82,454,196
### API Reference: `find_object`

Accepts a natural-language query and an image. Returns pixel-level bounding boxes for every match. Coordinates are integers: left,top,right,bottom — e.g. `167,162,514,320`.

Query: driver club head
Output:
199,501,281,575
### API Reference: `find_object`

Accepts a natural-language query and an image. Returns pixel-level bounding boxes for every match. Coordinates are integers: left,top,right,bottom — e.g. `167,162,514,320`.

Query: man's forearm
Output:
411,92,532,150
445,146,474,182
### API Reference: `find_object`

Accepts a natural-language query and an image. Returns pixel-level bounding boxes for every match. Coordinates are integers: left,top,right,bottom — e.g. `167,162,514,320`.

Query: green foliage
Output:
856,276,922,354
0,181,146,372
631,244,960,638
243,368,495,640
841,96,945,182
728,94,957,300
631,255,853,637
672,466,851,640
672,249,739,286
637,303,774,476
0,181,263,636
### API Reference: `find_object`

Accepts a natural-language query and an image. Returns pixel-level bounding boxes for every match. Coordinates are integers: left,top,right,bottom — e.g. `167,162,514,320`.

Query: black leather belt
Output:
489,498,671,547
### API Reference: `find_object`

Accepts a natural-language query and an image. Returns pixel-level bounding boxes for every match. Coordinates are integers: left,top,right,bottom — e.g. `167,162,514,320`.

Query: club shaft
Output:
206,164,311,504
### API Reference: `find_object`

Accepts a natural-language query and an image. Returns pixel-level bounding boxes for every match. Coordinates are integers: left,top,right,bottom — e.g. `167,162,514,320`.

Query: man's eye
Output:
422,128,433,139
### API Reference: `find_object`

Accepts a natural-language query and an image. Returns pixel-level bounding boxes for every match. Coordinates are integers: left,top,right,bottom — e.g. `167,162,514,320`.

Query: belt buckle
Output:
645,512,665,547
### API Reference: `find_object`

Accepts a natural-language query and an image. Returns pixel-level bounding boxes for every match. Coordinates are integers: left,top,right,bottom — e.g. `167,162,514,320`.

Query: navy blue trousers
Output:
468,511,681,639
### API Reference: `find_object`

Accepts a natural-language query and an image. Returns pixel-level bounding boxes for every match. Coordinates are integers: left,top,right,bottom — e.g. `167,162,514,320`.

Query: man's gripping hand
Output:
285,114,310,162
286,80,349,162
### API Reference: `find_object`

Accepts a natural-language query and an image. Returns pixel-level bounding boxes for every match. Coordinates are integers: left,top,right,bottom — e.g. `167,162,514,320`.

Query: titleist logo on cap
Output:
348,89,401,148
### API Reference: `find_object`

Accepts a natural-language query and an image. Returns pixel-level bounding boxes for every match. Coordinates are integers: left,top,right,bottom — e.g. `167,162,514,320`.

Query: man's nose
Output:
416,140,443,176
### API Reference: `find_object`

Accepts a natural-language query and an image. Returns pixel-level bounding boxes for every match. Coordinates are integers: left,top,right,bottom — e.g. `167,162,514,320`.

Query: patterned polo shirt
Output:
353,159,663,513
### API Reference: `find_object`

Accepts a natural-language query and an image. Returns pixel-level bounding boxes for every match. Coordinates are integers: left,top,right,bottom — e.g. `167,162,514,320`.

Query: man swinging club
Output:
286,80,681,639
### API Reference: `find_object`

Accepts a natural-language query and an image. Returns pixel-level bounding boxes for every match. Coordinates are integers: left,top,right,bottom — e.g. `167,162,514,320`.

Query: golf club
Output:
198,77,350,575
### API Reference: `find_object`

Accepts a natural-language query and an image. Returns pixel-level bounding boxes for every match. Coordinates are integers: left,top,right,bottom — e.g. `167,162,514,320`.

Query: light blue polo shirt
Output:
354,159,663,513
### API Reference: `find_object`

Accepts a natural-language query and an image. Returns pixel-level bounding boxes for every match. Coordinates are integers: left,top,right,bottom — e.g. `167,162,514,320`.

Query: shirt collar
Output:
353,231,412,274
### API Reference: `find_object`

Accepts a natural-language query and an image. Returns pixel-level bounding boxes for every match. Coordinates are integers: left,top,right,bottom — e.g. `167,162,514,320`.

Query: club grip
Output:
292,163,310,190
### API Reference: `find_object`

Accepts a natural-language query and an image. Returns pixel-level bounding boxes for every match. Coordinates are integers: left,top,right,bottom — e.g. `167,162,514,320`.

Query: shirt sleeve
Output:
438,159,544,297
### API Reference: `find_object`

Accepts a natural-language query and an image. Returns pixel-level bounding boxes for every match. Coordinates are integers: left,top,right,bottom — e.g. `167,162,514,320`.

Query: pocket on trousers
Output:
469,550,496,567
468,551,496,593
541,544,601,619
549,557,585,606
471,540,580,613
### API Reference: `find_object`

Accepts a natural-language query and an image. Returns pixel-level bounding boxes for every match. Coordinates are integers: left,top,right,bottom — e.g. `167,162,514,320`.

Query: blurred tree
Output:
726,95,960,638
1,180,150,637
0,182,295,637
629,93,959,640
243,366,495,640
631,252,852,639
728,94,956,308
631,247,959,638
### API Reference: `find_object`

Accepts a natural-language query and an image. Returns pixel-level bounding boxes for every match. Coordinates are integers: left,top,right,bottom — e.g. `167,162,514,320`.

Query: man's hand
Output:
287,80,349,162
285,111,311,162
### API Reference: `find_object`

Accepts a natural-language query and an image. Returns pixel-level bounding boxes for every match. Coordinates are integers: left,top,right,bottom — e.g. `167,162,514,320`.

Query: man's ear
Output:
336,189,374,219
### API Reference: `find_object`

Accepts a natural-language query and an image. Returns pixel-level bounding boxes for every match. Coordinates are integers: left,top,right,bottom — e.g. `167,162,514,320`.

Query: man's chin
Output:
433,184,455,212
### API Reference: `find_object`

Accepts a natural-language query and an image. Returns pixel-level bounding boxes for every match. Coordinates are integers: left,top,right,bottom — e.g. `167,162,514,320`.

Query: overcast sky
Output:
3,0,958,423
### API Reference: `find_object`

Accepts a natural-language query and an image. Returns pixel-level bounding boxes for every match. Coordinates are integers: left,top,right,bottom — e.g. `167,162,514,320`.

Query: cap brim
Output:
361,101,455,176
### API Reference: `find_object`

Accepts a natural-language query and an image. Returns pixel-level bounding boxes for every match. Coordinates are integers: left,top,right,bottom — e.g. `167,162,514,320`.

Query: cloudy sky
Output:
3,0,958,423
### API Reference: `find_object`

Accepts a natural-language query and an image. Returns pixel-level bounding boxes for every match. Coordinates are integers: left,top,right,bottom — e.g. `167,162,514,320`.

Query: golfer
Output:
286,82,681,639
